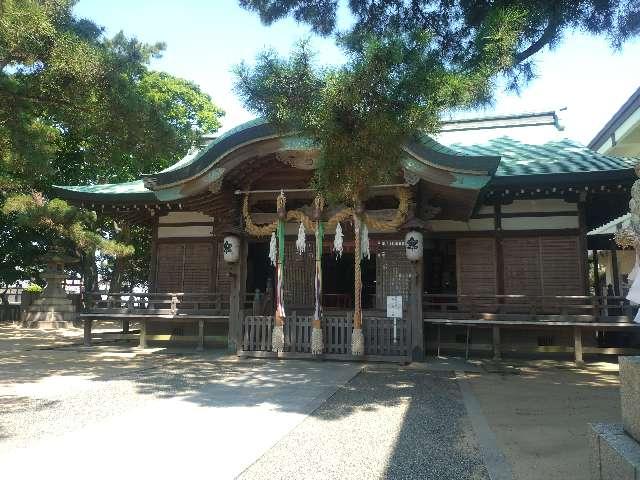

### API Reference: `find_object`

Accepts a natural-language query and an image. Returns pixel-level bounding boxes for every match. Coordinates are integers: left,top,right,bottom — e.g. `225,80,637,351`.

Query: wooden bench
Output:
80,292,230,351
423,294,640,365
426,318,640,365
81,313,229,350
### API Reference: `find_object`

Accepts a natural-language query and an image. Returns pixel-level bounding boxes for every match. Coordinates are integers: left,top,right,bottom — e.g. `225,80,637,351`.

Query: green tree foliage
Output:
0,0,224,289
235,14,527,202
240,0,640,89
2,193,133,291
236,1,639,202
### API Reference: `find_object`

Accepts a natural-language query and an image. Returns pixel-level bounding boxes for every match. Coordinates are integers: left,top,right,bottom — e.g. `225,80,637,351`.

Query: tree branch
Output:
513,18,560,65
0,90,89,111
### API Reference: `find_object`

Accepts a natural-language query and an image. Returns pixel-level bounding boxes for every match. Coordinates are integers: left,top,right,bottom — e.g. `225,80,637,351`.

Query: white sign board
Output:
386,296,402,318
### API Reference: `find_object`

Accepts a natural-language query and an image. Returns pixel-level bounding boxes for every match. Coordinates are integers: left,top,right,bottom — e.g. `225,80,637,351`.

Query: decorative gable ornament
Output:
334,222,344,258
269,232,277,266
296,222,306,254
223,235,240,263
405,231,423,261
361,222,370,260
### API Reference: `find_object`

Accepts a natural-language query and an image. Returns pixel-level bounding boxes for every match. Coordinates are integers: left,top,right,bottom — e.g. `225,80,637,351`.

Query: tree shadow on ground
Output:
0,324,365,416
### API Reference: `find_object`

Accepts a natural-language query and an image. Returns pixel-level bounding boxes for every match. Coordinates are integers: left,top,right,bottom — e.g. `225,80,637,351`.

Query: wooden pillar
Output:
494,203,505,296
574,325,584,366
611,242,621,296
593,250,601,296
148,216,159,293
578,199,589,295
228,237,248,352
410,257,424,361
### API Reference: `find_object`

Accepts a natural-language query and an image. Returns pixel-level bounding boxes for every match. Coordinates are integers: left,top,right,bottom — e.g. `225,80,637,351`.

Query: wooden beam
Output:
593,250,601,296
410,259,424,361
233,183,409,195
611,242,621,296
495,203,505,297
578,199,589,295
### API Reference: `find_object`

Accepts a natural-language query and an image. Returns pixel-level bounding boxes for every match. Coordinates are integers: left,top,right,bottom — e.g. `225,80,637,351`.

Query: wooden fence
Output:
239,310,410,362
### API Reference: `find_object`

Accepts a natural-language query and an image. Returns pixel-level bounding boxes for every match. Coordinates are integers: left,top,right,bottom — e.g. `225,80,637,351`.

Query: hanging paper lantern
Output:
405,231,423,261
223,235,240,263
361,222,370,260
334,222,344,258
296,222,306,254
269,232,277,266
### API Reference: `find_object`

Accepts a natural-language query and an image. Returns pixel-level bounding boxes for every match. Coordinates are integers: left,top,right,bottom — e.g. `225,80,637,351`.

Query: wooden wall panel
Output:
183,243,214,293
156,240,218,293
456,238,497,296
499,235,583,297
502,238,541,296
156,244,185,292
540,236,582,296
284,241,315,306
376,241,412,309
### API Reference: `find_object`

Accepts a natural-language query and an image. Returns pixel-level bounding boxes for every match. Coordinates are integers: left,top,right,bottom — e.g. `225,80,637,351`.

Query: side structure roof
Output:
451,137,636,186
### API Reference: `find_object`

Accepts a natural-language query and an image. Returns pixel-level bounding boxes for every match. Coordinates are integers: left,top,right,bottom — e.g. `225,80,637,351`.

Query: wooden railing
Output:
423,294,635,323
82,292,230,315
239,310,410,361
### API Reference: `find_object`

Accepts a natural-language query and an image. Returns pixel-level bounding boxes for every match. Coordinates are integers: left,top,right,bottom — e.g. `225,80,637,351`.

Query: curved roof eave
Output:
141,118,277,189
51,180,156,204
142,118,501,191
52,120,502,205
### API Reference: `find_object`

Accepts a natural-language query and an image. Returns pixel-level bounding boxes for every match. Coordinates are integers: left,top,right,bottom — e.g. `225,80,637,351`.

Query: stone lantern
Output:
22,251,79,329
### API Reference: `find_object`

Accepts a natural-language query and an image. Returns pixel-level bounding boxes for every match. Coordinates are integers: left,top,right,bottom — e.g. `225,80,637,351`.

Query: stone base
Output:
590,423,640,480
620,356,640,443
22,319,72,329
21,302,77,329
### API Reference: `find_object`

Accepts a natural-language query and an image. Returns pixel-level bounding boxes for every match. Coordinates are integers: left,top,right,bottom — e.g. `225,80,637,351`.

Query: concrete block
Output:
590,422,640,480
620,356,640,443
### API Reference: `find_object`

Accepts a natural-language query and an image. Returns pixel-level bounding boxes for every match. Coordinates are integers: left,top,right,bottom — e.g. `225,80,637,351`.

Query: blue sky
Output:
75,0,640,146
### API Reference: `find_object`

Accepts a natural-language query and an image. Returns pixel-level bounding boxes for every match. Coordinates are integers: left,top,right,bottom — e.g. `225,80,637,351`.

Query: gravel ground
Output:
239,366,489,480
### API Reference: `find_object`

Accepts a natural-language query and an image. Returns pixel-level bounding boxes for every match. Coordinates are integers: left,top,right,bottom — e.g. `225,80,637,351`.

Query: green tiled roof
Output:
53,128,639,203
156,118,269,175
449,137,637,176
51,180,155,202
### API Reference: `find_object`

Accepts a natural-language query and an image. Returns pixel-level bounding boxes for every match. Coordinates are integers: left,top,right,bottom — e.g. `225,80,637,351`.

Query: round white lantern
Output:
223,235,240,263
405,231,423,261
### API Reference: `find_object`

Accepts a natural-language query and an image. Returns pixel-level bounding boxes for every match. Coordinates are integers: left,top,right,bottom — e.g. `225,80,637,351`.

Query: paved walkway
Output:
0,325,623,480
0,326,362,479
